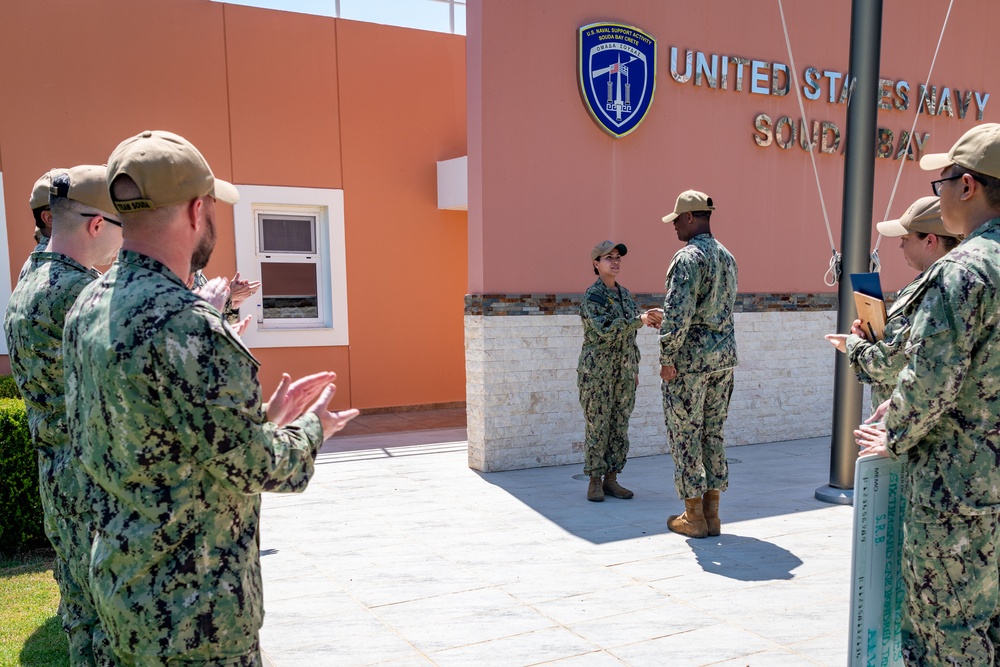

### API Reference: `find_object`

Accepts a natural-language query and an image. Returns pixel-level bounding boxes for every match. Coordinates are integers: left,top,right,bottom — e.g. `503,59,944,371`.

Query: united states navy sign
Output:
578,22,657,138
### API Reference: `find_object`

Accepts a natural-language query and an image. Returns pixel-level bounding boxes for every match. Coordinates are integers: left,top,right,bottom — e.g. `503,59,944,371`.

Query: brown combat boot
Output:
667,498,708,538
703,489,721,536
587,476,605,502
603,471,634,499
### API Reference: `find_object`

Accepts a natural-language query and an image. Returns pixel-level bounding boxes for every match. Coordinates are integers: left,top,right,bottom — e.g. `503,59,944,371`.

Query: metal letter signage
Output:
578,23,657,138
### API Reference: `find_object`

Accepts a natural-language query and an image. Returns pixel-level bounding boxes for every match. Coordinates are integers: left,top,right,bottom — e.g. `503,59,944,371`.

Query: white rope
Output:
873,0,954,270
778,0,838,265
824,251,842,288
868,247,881,275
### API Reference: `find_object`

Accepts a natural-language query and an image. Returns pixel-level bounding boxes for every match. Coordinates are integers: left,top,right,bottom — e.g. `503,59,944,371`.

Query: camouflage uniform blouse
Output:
884,218,1000,515
845,275,925,407
63,250,325,659
4,251,97,491
18,236,50,281
658,233,738,373
577,279,642,379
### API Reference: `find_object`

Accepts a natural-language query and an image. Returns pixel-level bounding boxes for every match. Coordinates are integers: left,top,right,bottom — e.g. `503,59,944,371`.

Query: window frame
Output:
233,185,349,349
255,208,324,329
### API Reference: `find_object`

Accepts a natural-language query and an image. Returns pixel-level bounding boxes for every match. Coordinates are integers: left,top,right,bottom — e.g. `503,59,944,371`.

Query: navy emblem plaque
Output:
578,22,657,138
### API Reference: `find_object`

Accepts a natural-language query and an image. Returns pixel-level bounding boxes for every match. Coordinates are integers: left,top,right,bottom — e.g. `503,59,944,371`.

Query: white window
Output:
233,186,348,348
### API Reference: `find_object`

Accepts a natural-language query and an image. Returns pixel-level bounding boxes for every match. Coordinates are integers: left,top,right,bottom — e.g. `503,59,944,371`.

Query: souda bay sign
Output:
668,46,989,161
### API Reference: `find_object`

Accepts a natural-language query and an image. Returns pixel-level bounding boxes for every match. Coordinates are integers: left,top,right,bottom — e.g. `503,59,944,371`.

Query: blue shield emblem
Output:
578,23,657,138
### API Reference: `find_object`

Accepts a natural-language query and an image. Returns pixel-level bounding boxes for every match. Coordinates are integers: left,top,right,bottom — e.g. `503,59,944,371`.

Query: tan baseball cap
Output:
29,168,68,210
107,130,239,213
876,196,956,238
920,123,1000,180
662,190,715,223
50,165,118,216
591,240,627,260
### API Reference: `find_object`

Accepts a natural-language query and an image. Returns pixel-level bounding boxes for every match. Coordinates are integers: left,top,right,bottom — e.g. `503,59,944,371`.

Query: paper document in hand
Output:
850,272,884,300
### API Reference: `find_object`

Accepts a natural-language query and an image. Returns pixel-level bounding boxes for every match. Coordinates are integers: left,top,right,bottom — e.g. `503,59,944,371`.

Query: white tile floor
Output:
259,432,853,667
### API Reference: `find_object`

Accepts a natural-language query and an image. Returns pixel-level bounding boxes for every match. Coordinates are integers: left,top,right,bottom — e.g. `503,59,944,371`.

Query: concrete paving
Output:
258,429,854,667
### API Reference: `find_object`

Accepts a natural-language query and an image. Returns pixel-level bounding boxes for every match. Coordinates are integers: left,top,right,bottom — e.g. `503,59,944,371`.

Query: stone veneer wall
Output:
465,293,842,472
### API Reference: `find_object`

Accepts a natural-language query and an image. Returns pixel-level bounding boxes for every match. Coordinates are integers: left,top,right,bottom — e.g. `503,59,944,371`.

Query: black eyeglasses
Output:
79,212,122,228
931,172,987,196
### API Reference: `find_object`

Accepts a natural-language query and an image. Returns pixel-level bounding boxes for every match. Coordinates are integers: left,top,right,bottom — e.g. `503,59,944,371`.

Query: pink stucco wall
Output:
468,0,1000,295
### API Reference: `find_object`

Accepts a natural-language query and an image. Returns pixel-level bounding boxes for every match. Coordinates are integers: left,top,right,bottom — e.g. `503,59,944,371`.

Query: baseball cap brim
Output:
875,219,908,237
919,152,954,172
661,212,680,224
213,179,239,205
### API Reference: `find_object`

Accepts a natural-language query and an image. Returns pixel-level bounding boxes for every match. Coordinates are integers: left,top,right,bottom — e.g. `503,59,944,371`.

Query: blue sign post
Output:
578,22,657,138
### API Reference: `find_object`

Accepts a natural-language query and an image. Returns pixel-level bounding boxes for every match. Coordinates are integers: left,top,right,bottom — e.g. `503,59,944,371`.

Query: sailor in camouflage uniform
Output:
578,241,662,502
4,165,123,666
855,124,1000,666
825,197,960,409
18,168,68,280
657,191,738,539
63,130,359,665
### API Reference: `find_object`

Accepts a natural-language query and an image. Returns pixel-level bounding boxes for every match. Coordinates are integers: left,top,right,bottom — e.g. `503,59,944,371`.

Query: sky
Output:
211,0,466,34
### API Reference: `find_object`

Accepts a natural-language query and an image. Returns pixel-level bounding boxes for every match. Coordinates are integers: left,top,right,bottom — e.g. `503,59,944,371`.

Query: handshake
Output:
641,308,664,329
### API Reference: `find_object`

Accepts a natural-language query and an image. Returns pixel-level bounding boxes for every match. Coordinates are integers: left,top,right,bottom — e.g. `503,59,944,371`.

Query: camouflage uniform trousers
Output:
578,370,636,477
37,449,113,666
901,503,1000,666
662,368,734,499
108,644,261,666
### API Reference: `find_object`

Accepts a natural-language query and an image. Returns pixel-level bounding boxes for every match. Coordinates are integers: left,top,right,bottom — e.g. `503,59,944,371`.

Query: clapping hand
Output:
266,372,337,427
194,276,230,312
232,314,253,338
229,271,262,310
307,384,361,440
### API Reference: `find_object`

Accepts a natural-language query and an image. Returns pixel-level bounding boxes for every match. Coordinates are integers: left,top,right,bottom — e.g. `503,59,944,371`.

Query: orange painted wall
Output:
469,0,1000,296
0,0,236,283
337,20,468,408
0,0,467,410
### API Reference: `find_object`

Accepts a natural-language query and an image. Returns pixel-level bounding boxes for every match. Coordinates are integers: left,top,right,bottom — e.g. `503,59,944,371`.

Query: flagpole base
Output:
815,484,854,506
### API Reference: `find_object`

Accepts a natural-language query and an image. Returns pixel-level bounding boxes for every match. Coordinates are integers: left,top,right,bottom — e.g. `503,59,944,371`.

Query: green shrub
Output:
0,398,45,554
0,374,21,399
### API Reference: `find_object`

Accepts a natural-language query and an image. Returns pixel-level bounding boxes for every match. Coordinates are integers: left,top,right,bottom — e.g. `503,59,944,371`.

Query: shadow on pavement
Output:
688,533,804,581
477,437,842,546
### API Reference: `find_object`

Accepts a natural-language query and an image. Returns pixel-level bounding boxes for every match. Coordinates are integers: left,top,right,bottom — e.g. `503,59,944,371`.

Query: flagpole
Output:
816,0,884,505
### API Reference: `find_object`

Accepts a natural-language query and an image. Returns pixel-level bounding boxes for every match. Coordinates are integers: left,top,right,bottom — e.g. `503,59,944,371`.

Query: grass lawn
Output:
0,549,68,667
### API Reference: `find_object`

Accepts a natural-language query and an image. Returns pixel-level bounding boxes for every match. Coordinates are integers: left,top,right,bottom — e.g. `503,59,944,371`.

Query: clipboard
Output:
853,292,887,341
850,273,887,342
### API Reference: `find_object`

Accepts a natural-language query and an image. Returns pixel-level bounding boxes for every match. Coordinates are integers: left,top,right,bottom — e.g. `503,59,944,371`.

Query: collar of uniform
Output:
30,251,100,278
964,216,1000,244
593,278,621,294
117,249,188,288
